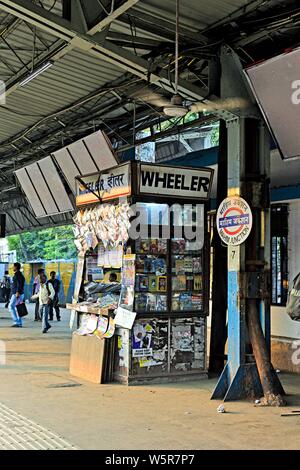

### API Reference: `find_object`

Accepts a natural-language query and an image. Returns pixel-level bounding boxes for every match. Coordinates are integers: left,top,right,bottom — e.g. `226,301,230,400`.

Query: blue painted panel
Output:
271,185,300,202
227,270,241,377
210,184,300,209
170,146,300,203
118,147,135,161
170,146,219,168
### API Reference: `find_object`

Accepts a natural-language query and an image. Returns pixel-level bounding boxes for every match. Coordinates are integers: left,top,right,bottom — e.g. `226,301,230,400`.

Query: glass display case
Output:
114,201,209,385
133,202,206,317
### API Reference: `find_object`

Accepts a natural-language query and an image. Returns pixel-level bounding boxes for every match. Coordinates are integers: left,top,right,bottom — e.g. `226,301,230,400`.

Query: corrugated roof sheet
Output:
0,0,259,147
0,47,125,141
133,0,252,30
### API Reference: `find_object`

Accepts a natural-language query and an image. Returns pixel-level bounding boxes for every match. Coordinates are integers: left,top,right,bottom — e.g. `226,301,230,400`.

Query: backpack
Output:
286,272,300,321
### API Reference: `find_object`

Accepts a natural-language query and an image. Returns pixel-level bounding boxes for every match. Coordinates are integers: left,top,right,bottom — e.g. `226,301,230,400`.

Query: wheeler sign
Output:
139,164,214,200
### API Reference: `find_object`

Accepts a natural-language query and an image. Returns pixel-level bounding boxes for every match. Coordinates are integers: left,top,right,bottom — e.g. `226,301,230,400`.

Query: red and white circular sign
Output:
217,196,253,246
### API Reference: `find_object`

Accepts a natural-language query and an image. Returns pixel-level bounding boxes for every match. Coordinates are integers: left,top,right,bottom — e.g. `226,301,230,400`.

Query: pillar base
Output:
211,363,263,401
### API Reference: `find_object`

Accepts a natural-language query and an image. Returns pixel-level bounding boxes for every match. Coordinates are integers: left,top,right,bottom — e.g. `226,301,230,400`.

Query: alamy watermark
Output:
291,340,300,365
0,340,6,366
0,80,6,105
128,203,204,248
291,80,300,105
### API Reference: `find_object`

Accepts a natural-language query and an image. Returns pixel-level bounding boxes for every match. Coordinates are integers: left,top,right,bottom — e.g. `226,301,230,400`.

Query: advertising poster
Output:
73,254,85,302
132,322,154,358
119,254,136,312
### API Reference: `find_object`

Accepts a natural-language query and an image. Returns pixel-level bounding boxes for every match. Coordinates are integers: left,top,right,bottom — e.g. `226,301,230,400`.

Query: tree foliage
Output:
7,225,76,262
210,125,220,147
156,112,199,133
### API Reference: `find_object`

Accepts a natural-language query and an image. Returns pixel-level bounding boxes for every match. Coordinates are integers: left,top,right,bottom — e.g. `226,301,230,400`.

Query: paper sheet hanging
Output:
114,307,137,330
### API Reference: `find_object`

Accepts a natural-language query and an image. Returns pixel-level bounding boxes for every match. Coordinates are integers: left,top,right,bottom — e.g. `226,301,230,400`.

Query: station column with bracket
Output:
211,46,285,401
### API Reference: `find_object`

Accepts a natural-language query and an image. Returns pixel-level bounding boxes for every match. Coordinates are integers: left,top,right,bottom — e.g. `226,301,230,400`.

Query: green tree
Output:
210,125,220,147
7,225,76,262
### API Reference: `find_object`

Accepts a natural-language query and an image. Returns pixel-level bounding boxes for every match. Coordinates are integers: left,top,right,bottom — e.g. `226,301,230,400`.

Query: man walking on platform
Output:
32,274,55,334
33,268,44,321
48,271,61,321
9,263,25,328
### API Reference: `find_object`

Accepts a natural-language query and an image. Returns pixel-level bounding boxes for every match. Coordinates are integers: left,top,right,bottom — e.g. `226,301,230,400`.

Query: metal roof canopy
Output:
0,0,300,234
14,129,118,219
52,129,118,192
15,156,74,218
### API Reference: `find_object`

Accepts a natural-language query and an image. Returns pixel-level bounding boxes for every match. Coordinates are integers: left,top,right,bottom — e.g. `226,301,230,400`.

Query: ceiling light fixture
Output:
19,61,53,87
1,186,17,193
164,95,188,117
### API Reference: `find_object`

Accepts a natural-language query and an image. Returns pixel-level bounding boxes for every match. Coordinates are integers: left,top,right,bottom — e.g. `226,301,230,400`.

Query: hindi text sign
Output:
217,196,253,246
76,163,131,206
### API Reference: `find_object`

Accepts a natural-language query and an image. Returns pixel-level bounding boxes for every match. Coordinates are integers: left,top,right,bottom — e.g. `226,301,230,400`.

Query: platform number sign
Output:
217,197,253,246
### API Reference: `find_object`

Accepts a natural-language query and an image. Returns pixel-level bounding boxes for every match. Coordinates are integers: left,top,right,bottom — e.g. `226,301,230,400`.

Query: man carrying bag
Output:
9,263,26,328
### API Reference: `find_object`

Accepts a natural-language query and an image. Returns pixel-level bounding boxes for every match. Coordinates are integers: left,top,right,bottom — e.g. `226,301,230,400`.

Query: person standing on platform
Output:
48,271,61,322
33,268,44,321
9,263,25,328
32,274,55,334
1,271,11,308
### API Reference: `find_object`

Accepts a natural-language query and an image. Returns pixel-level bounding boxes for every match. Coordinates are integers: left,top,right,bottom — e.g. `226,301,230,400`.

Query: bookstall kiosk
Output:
68,161,214,384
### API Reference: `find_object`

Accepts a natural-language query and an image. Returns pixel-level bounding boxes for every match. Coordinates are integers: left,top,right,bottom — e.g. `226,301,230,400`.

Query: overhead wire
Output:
202,0,269,33
242,6,300,24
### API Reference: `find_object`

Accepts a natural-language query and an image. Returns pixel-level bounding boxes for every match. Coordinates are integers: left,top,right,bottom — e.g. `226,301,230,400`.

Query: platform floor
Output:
0,305,300,450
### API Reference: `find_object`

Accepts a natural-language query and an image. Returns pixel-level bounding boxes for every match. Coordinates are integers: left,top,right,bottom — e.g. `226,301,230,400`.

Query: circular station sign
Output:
216,196,253,246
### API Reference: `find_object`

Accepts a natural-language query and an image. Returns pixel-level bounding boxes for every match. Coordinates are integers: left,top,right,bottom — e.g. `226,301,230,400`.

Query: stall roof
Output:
1,0,300,234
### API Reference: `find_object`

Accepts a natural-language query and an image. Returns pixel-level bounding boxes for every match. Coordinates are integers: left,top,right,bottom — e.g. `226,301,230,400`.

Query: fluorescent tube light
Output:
19,61,53,87
1,186,17,193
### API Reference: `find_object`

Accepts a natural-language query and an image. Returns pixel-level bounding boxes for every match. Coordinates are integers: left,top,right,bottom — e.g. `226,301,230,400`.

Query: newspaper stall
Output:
68,161,214,384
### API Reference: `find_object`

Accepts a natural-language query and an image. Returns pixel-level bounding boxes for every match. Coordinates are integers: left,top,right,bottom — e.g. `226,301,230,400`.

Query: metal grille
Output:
0,403,78,450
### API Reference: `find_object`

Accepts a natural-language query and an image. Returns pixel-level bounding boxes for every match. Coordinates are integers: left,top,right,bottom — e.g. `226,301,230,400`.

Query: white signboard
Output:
76,163,131,206
139,164,213,200
245,47,300,160
217,196,253,246
132,348,153,358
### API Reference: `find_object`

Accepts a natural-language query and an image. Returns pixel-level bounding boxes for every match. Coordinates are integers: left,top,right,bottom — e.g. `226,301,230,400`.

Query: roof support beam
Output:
0,0,207,101
70,0,88,34
179,137,194,153
106,31,165,47
88,0,140,35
